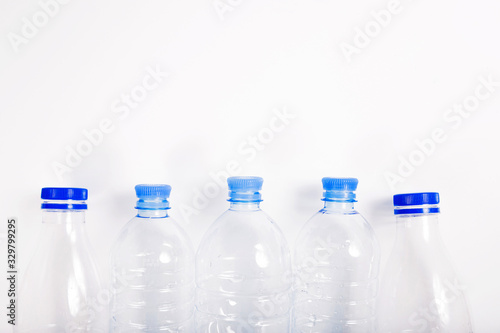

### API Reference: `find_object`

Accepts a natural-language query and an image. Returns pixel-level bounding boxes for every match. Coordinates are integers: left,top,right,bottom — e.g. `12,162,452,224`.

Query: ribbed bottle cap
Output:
41,187,88,200
135,184,171,210
41,187,88,210
393,192,439,206
227,176,263,202
321,177,358,202
393,192,440,215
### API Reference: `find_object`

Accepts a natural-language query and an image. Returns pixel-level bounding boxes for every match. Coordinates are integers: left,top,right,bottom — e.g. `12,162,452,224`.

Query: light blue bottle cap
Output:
321,177,358,202
227,176,263,202
135,184,171,210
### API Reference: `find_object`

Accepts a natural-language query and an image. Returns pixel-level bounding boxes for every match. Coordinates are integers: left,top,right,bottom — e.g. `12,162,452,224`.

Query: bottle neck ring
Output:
394,204,440,216
135,198,170,210
41,200,87,210
322,190,356,203
227,190,262,203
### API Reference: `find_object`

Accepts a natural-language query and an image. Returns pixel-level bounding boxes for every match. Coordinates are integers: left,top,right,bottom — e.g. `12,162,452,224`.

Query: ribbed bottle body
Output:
293,205,379,333
110,214,195,332
196,206,292,332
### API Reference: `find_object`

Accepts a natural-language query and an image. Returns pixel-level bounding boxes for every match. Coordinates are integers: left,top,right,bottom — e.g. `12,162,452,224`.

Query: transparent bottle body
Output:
378,213,473,333
17,210,106,333
195,202,292,332
293,202,379,333
110,210,195,332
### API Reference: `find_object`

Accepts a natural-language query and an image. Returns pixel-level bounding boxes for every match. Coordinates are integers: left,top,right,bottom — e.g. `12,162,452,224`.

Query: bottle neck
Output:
39,210,90,249
229,202,261,211
322,201,355,212
42,210,86,224
395,213,441,244
137,209,169,218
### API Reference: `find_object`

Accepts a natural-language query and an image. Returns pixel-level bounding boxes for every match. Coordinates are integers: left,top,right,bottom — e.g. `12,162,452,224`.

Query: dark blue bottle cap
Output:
41,187,88,200
41,187,88,210
393,192,440,215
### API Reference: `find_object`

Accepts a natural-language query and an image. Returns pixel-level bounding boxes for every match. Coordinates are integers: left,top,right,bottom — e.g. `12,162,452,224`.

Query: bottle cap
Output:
321,177,358,202
135,184,171,210
41,187,88,210
393,192,440,215
227,176,263,202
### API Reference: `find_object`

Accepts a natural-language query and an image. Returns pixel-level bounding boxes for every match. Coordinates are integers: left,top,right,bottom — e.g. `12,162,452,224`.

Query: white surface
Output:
0,0,499,331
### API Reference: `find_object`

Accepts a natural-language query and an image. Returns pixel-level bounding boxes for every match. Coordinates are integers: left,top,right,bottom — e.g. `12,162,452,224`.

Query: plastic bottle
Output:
293,178,379,333
110,184,195,332
17,187,106,332
378,192,473,332
195,176,292,332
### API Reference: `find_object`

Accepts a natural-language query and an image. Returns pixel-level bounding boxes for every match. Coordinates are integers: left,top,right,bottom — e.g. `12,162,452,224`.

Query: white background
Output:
1,0,499,331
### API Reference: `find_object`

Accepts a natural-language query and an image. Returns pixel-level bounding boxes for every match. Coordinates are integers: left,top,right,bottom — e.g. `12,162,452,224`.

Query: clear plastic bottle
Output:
17,187,106,332
110,184,195,332
293,178,379,333
195,176,292,332
378,192,473,332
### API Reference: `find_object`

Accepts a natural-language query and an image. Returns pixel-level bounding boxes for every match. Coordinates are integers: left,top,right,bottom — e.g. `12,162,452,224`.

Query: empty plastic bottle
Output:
195,176,292,332
17,187,106,332
378,192,473,332
110,184,195,332
293,178,379,333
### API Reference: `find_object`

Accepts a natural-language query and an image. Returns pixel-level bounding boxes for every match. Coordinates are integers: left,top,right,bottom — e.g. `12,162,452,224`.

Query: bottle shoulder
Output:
111,215,194,256
196,208,291,267
117,215,191,237
298,210,376,239
294,209,379,262
199,209,287,245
